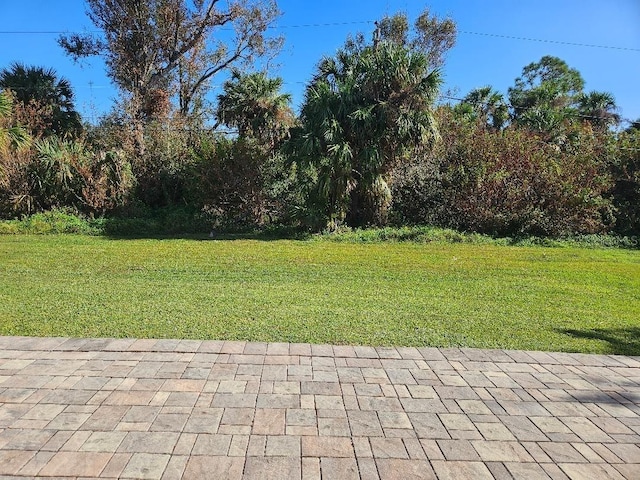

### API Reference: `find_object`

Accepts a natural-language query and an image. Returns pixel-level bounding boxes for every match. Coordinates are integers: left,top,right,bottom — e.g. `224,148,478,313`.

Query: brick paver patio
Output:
0,336,638,479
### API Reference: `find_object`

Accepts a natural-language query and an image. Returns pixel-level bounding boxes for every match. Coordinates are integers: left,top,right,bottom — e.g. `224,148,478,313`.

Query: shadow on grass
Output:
100,219,311,242
559,327,640,356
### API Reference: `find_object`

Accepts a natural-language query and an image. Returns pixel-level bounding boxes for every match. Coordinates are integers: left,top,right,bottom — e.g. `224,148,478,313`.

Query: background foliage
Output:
1,4,638,238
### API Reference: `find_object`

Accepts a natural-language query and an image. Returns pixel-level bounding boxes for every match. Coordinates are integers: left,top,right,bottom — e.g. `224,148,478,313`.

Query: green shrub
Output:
394,110,616,238
316,225,638,249
1,136,134,218
0,207,211,237
2,211,637,249
0,209,98,234
186,135,298,230
609,129,640,235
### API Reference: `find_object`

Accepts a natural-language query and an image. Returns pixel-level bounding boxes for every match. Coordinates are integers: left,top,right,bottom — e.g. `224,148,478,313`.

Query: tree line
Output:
1,1,638,237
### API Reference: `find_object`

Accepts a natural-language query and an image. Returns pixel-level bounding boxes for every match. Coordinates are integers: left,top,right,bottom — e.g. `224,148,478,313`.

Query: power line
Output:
0,21,374,35
459,31,640,52
270,21,374,29
0,23,638,53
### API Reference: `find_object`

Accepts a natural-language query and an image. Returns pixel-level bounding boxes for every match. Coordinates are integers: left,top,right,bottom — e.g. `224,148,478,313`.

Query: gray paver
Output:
118,432,180,454
0,337,638,479
471,440,535,462
191,434,232,455
505,461,554,479
348,410,384,437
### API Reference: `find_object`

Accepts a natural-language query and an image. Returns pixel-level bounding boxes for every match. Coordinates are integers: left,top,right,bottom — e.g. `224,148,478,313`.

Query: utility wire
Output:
0,21,374,35
458,31,640,52
0,23,638,52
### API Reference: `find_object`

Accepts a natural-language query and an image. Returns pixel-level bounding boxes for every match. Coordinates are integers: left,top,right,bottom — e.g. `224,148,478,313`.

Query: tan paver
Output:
369,438,409,459
253,408,285,435
100,452,132,478
244,456,301,479
376,458,436,479
266,435,301,457
321,456,359,479
0,336,638,479
121,452,171,479
0,450,36,475
302,436,354,457
38,451,112,476
183,456,244,479
431,460,494,480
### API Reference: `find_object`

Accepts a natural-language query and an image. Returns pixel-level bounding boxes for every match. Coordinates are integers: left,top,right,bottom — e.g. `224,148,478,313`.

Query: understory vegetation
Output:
1,209,639,251
0,4,638,239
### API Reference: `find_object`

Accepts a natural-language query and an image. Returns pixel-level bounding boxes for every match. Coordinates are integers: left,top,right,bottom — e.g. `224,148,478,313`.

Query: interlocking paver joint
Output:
0,336,638,479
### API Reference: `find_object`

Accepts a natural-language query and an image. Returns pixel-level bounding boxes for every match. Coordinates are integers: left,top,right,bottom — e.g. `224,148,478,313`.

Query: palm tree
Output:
0,63,81,137
0,91,30,153
294,40,441,228
459,86,509,130
213,71,294,225
576,91,620,129
626,118,640,133
216,70,293,146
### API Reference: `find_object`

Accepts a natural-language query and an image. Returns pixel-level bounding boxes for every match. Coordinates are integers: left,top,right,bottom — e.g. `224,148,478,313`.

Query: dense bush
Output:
186,135,298,230
391,109,615,237
389,157,446,227
0,136,134,217
609,128,640,235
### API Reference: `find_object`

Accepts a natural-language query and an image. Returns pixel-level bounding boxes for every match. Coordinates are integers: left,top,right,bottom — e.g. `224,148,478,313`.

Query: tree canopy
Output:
293,39,441,228
59,0,282,120
508,55,620,136
0,63,81,138
216,70,293,146
0,91,30,154
376,8,457,68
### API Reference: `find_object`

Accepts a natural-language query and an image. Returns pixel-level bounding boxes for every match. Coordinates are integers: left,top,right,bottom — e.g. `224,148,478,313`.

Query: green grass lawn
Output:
1,234,639,354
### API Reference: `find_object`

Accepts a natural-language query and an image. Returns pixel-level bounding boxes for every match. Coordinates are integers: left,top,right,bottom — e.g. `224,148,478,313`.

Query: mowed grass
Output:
1,235,639,354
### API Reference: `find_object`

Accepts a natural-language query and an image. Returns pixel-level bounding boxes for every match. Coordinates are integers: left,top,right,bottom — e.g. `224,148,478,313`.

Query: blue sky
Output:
1,0,639,124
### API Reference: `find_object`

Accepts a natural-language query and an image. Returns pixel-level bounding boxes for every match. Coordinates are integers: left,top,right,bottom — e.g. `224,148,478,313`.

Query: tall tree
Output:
377,8,457,69
194,71,293,226
576,91,620,129
216,70,293,146
508,56,584,136
509,56,622,138
293,40,441,229
455,86,509,130
59,0,282,153
0,63,81,138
